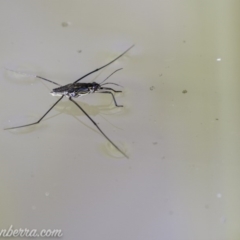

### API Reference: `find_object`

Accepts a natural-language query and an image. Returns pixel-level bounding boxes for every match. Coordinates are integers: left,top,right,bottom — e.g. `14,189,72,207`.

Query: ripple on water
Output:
101,141,129,159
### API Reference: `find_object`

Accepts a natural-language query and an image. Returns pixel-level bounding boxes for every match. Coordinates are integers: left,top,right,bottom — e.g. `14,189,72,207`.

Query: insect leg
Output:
96,91,123,107
36,76,61,86
69,98,128,158
4,96,64,130
100,82,123,88
73,45,134,84
99,87,122,93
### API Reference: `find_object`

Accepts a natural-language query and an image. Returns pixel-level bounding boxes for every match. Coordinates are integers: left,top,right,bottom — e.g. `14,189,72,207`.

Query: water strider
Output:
4,45,134,158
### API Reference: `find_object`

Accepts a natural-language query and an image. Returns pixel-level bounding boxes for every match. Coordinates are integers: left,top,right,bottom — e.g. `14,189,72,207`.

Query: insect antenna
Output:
73,44,134,84
99,68,123,85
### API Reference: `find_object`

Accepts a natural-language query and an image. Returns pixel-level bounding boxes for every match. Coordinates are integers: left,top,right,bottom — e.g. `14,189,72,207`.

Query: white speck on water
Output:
220,216,226,223
217,193,222,198
216,58,221,62
45,192,50,197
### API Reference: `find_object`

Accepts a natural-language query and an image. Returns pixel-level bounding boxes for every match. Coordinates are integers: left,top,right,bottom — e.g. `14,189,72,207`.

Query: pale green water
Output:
0,1,240,239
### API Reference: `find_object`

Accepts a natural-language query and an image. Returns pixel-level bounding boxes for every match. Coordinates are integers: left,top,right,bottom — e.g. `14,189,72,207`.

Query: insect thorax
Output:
51,82,100,98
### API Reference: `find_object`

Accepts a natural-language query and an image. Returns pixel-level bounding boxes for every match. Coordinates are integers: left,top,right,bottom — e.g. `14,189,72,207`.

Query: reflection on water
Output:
100,141,129,159
4,65,40,85
5,99,129,136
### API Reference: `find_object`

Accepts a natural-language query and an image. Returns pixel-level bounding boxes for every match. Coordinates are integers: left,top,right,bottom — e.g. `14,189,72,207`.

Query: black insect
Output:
4,45,134,158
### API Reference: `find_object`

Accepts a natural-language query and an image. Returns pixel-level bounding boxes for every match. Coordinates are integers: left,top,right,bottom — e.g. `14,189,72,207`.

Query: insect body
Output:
5,45,134,158
51,81,122,106
51,83,101,97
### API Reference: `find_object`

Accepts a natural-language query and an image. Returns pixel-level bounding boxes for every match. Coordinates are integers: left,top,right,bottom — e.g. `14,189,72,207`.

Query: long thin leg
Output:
100,82,123,88
5,68,61,86
69,98,128,158
36,76,61,86
4,96,64,130
96,91,123,107
99,87,122,93
73,45,134,84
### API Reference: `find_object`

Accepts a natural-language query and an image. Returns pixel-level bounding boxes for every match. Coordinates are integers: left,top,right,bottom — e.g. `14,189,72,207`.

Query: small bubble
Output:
45,192,50,197
182,90,187,94
216,58,221,62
